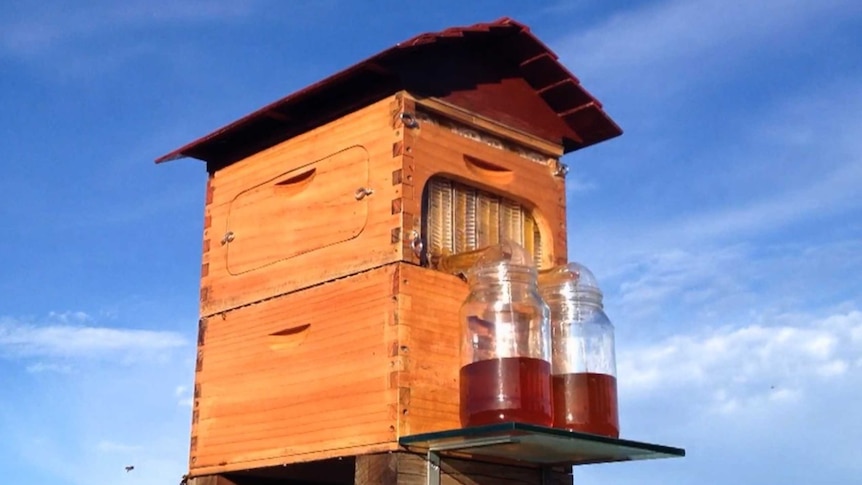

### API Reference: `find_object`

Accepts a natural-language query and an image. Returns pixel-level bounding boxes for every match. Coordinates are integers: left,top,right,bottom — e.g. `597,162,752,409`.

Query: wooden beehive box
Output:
157,18,621,478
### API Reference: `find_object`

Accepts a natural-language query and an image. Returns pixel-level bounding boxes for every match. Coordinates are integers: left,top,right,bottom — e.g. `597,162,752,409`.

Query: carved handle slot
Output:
273,168,317,197
268,323,311,351
464,155,514,184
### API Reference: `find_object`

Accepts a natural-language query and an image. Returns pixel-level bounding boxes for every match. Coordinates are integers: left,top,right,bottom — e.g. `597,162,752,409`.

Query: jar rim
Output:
538,262,603,297
467,262,538,284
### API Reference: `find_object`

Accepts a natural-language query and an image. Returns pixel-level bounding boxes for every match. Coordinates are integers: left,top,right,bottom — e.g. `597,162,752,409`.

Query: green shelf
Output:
399,422,684,467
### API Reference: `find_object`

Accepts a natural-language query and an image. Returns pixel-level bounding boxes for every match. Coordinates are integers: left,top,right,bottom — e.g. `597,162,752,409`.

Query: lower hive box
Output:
190,262,467,476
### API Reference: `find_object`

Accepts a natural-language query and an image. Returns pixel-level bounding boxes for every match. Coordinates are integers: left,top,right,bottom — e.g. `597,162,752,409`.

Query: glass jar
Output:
539,262,619,437
459,240,553,427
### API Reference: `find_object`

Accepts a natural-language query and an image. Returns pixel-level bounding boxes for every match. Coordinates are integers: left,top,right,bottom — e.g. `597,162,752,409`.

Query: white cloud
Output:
0,0,275,84
815,360,848,377
597,308,862,485
618,309,862,415
26,362,74,374
0,0,259,56
559,0,859,83
607,238,862,339
613,245,750,319
566,173,598,194
174,385,193,407
588,83,862,264
47,311,92,324
2,329,194,485
659,150,862,247
559,2,862,286
0,314,187,363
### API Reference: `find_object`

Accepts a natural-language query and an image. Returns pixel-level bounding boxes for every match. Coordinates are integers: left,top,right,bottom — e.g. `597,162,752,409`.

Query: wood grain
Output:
202,96,404,316
354,453,572,485
412,96,564,158
402,106,567,270
191,265,399,473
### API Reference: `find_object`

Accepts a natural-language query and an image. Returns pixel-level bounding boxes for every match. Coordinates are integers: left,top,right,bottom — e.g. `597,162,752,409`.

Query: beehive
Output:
157,18,621,478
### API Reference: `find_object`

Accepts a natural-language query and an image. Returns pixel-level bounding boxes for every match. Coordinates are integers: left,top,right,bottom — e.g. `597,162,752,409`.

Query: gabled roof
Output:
156,17,621,167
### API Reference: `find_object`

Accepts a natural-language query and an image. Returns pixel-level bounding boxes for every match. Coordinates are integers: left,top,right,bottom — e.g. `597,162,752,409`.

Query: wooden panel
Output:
191,265,401,474
397,264,466,437
192,442,398,478
413,96,564,158
202,95,406,316
190,260,576,475
401,101,567,270
225,145,370,275
355,453,399,485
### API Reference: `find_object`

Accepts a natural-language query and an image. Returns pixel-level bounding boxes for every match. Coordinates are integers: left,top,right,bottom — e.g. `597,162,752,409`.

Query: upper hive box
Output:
158,17,620,318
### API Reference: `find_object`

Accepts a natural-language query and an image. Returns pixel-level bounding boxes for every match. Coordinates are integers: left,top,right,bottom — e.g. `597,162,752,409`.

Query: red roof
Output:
156,17,621,167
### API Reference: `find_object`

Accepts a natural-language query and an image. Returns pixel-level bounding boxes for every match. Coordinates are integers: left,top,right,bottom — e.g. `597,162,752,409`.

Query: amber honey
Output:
459,356,553,427
552,372,619,437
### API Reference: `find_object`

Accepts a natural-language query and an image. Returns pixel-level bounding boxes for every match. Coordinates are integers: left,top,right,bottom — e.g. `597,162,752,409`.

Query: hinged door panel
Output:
224,145,370,275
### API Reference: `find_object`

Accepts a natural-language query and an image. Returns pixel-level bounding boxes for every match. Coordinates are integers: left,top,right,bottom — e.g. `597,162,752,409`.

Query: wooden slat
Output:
355,453,399,485
191,265,399,472
210,99,400,198
198,376,392,422
195,429,395,469
197,404,392,452
355,452,572,485
191,442,398,477
397,264,465,436
202,95,405,316
202,298,391,349
199,346,389,384
404,117,566,269
197,265,395,374
411,95,565,157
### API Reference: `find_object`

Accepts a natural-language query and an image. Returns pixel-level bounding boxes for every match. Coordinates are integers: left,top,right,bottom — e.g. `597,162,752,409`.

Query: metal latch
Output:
400,112,419,129
354,187,374,200
554,161,569,177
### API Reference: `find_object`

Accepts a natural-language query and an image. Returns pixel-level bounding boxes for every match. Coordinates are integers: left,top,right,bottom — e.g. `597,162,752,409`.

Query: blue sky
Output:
1,1,860,484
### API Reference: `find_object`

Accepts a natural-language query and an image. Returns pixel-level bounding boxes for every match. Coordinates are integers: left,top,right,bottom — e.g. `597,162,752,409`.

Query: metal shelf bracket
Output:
425,436,518,485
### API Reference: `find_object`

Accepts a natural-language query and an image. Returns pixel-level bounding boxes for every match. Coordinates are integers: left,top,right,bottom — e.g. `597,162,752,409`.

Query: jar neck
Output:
468,264,537,286
469,264,539,303
542,286,604,319
469,264,538,287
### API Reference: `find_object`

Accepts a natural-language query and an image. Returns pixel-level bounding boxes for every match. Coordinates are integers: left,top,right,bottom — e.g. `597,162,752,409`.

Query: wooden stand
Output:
356,453,572,485
188,453,571,485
